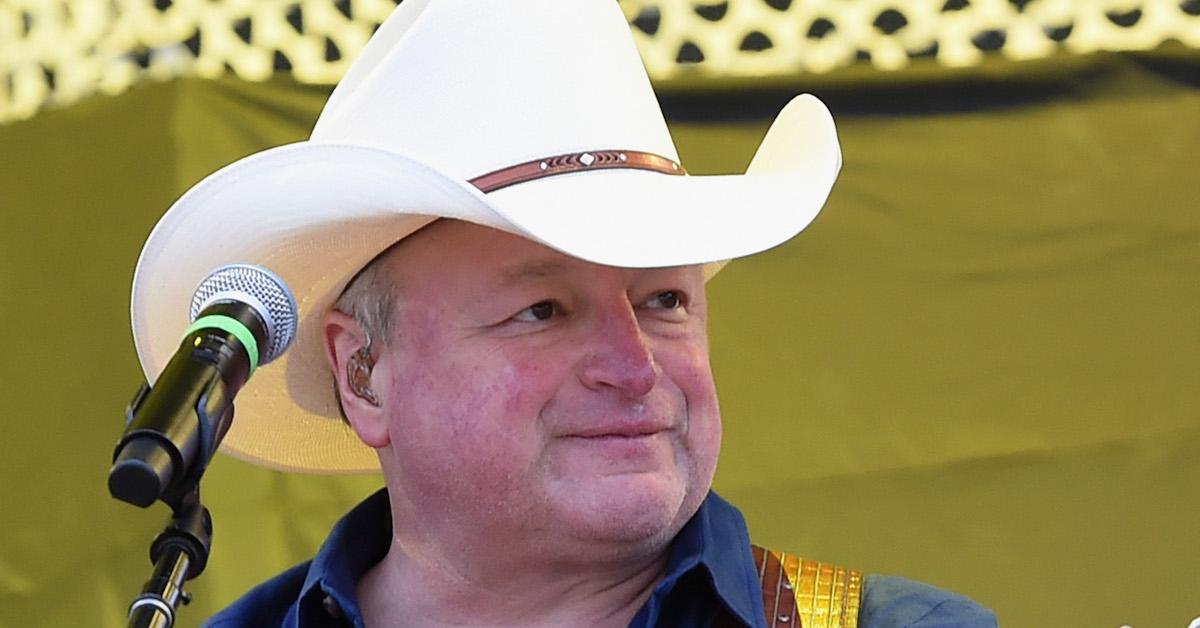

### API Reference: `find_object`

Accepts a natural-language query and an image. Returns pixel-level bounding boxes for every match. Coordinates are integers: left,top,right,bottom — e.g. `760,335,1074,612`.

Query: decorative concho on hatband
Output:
469,150,686,193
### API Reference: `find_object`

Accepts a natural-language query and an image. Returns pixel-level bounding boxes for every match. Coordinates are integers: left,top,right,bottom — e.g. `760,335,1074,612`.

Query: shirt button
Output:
321,595,345,621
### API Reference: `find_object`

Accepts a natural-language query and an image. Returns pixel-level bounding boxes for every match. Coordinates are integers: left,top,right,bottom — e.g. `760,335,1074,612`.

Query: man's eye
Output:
644,291,684,310
512,301,557,322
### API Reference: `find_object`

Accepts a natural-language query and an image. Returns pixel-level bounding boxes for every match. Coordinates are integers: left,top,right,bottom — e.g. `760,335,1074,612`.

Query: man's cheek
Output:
481,348,560,417
661,349,718,402
437,360,546,455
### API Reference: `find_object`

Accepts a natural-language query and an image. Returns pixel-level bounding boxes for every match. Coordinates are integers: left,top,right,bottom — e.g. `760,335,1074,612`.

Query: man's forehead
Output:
383,219,704,285
492,258,705,288
497,259,571,282
384,218,539,261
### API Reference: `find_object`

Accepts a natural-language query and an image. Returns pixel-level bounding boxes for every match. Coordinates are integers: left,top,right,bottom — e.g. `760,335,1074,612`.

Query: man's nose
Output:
578,305,659,398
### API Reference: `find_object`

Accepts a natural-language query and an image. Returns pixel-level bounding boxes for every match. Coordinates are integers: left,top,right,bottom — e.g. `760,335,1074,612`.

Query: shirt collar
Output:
299,487,392,621
655,491,764,627
296,489,763,627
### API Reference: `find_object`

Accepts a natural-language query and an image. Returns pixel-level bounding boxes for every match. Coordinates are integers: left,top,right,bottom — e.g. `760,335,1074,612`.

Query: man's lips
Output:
563,424,671,439
556,422,676,461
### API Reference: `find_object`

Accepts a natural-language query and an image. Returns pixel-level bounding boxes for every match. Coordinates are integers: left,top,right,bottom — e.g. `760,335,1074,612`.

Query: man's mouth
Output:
568,424,669,439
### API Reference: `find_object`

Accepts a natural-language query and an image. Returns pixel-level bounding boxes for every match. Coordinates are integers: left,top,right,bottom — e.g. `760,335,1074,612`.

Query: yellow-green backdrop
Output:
1,50,1197,627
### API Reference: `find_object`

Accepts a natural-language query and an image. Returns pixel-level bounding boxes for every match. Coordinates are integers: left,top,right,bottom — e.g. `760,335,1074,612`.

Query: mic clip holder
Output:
126,486,212,628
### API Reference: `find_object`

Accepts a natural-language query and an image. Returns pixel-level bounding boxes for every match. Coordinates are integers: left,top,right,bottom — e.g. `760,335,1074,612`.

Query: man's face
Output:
369,220,721,558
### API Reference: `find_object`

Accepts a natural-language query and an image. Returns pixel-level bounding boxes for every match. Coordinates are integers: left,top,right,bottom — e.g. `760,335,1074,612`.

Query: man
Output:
130,1,997,626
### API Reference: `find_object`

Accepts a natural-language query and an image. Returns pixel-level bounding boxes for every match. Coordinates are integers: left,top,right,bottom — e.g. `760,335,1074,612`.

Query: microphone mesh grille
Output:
189,264,298,364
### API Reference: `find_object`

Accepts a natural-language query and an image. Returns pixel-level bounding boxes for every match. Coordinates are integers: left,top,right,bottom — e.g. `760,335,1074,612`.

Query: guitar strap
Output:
719,545,862,628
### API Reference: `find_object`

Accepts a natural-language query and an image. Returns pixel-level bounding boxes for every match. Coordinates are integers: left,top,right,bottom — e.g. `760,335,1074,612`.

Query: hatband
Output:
470,150,685,193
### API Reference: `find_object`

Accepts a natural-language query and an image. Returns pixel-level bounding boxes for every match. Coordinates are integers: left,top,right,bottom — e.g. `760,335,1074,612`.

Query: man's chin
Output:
550,474,698,547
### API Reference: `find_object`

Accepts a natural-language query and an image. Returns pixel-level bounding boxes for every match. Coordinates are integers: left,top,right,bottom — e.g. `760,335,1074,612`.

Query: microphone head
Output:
189,264,298,364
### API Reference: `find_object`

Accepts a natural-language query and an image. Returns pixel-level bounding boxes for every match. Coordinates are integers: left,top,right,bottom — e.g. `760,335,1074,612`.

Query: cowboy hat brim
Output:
131,94,840,473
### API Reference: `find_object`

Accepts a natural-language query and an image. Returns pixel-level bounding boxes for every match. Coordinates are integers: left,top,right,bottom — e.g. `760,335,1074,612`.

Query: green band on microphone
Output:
186,315,260,374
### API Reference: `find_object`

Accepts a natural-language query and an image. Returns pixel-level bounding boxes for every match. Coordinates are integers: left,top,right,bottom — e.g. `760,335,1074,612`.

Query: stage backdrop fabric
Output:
0,50,1197,627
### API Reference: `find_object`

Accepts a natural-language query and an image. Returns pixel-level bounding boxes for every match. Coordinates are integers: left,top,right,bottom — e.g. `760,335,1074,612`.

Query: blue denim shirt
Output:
205,489,996,627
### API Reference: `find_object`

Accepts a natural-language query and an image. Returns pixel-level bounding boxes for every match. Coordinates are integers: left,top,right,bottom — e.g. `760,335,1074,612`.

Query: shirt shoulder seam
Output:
906,598,954,626
904,596,994,628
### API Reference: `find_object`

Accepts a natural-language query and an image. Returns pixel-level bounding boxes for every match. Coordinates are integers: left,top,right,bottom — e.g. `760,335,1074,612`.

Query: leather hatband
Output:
469,150,686,193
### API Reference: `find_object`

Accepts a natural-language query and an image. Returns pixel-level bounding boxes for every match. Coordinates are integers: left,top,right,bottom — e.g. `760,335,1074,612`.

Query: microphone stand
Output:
113,265,294,626
126,487,212,628
114,378,233,628
112,318,246,627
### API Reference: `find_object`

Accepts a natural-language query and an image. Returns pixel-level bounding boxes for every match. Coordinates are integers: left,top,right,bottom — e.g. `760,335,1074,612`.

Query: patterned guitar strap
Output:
716,545,864,628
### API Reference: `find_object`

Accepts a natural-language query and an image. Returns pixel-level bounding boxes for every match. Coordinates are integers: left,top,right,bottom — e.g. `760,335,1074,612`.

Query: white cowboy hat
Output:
131,0,842,473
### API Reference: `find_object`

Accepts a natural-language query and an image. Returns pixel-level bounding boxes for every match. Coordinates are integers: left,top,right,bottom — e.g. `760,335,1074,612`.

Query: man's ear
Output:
321,309,390,448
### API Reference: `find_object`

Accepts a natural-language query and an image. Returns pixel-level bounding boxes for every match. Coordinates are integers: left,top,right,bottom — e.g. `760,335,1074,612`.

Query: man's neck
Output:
356,537,669,628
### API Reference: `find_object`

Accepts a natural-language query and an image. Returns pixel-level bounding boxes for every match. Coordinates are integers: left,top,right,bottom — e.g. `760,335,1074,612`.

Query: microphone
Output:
109,264,297,507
